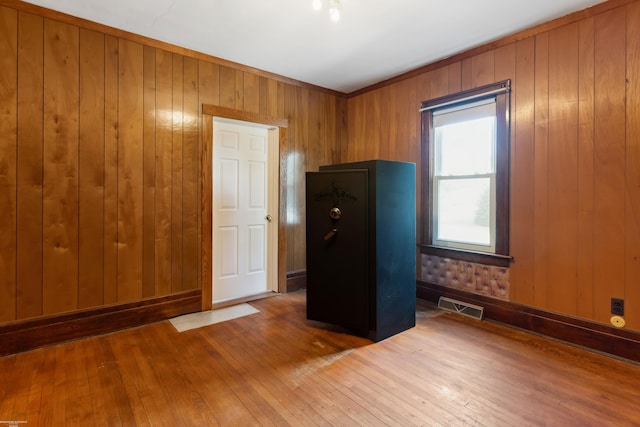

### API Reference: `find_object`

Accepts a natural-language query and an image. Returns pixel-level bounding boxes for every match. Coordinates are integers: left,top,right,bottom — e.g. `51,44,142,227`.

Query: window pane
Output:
435,117,495,176
436,178,491,246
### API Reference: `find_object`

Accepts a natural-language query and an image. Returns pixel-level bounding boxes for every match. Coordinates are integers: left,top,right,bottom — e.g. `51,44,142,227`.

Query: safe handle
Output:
323,228,338,241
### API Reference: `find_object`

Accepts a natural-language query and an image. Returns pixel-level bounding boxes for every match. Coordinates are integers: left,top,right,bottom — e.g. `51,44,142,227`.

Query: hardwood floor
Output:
1,290,638,426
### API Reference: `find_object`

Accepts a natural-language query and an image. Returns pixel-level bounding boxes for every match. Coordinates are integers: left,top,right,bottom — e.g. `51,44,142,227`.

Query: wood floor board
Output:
1,290,639,426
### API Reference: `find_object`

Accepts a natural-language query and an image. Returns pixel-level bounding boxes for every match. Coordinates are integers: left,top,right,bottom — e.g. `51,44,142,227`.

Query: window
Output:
420,80,511,266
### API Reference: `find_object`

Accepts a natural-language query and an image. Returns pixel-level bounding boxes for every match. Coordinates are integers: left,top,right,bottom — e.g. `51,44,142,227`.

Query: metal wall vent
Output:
437,296,484,321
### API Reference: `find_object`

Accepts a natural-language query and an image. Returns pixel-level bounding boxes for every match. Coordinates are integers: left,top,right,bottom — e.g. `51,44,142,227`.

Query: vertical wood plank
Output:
283,83,296,272
378,85,393,160
117,39,144,302
16,11,44,319
396,78,416,162
306,90,322,172
430,66,449,98
171,53,184,293
366,90,381,160
258,75,268,115
415,71,431,106
183,56,199,290
333,93,347,164
104,35,119,305
142,45,156,298
626,2,640,331
197,59,215,295
577,18,596,319
278,126,288,291
201,114,213,309
243,72,260,113
325,94,338,165
415,72,432,244
198,60,219,107
293,87,309,271
346,94,363,162
593,8,626,323
547,23,579,315
510,37,536,305
494,44,515,83
78,28,105,309
265,77,279,117
447,62,461,93
471,50,496,88
461,58,473,90
219,65,235,108
42,19,79,315
235,69,244,110
533,32,550,309
155,49,173,296
0,6,17,322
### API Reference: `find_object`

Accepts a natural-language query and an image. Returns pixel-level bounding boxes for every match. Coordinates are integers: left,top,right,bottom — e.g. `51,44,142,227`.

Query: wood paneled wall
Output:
343,0,640,332
0,2,345,324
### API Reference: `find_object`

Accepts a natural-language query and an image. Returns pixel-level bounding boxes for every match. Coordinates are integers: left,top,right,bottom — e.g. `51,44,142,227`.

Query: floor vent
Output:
437,297,484,320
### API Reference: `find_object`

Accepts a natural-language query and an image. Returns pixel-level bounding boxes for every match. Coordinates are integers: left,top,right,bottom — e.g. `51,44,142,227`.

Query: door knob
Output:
266,214,273,222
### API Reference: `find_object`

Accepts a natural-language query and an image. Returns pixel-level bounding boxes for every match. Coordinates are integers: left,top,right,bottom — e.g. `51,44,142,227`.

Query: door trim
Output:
201,105,288,311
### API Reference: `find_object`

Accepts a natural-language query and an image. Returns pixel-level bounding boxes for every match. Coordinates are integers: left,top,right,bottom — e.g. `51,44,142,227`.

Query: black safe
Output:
305,160,416,341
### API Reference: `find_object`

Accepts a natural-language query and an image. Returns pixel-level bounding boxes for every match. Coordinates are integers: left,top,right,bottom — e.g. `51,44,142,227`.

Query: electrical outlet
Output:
611,298,624,316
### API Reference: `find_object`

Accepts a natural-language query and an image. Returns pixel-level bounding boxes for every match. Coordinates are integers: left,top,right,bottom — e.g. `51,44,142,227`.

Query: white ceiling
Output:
23,0,606,93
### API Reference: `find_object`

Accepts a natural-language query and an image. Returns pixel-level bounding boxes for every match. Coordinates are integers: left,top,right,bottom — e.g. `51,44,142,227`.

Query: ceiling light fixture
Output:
313,0,341,23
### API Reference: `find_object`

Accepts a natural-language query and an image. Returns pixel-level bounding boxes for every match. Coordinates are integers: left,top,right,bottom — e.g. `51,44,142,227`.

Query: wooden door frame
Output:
201,105,289,311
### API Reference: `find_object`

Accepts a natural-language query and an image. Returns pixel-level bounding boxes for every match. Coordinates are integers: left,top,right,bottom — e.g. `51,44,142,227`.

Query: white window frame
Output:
431,98,497,253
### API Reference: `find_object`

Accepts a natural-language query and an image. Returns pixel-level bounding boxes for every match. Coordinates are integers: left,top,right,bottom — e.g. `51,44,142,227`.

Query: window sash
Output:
432,174,496,252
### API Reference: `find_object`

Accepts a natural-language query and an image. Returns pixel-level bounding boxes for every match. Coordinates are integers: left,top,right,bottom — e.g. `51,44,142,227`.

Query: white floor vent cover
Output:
437,297,484,320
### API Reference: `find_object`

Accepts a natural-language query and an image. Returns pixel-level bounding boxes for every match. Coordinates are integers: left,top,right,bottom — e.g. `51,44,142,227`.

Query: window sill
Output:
418,244,512,267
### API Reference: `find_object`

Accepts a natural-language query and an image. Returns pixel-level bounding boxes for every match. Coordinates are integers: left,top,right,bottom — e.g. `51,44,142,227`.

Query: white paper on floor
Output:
169,303,259,332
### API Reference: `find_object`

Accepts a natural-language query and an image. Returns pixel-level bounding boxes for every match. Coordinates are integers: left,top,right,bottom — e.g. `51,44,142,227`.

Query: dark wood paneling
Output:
243,72,260,113
16,11,44,319
577,17,596,319
171,53,184,293
104,35,119,305
547,23,579,315
510,37,535,306
117,38,144,302
593,7,626,323
626,2,640,330
219,65,236,108
142,45,156,298
78,28,105,309
200,114,213,310
42,18,79,315
0,5,17,323
345,1,640,333
0,1,347,333
533,32,550,309
183,56,200,290
155,49,173,296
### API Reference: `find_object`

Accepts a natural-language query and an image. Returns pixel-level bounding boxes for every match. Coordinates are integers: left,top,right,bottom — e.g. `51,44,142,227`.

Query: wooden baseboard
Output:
286,270,307,292
417,281,640,363
0,290,202,356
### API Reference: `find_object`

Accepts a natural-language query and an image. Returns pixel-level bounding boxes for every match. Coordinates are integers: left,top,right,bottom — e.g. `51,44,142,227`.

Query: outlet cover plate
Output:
611,298,624,316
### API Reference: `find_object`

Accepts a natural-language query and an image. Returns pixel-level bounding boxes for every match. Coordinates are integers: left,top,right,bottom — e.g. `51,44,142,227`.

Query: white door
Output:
212,119,277,304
